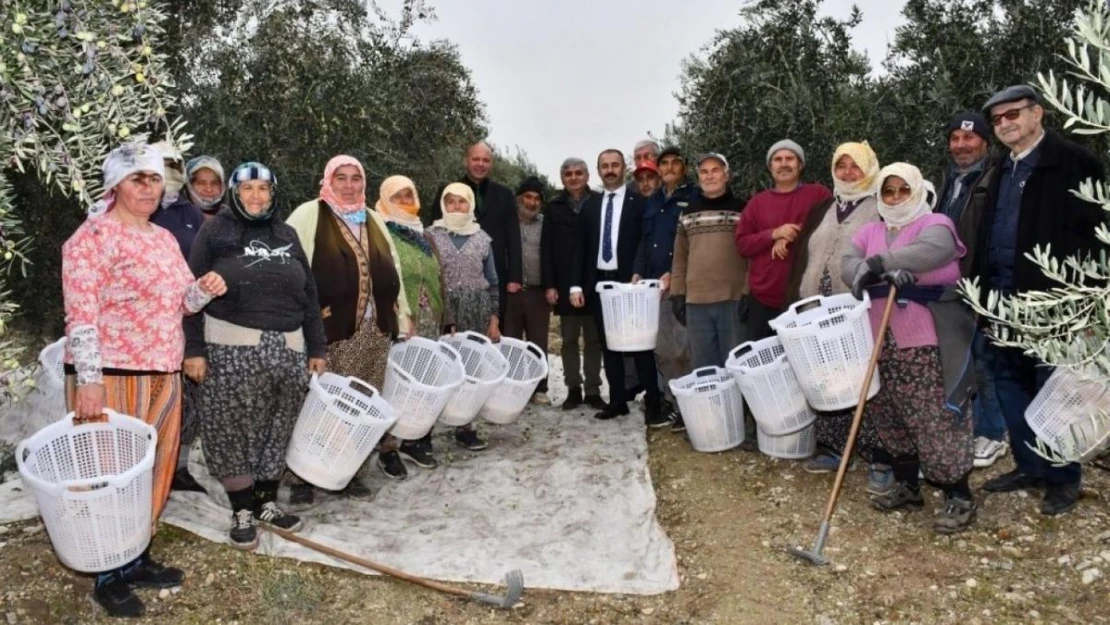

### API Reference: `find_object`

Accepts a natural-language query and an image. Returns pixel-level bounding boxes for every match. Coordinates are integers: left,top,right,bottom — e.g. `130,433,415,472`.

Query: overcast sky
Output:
391,1,908,183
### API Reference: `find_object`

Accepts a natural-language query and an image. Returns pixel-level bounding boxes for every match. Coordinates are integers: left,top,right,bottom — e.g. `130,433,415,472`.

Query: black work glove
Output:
850,266,882,300
882,269,916,288
671,295,687,326
865,255,885,275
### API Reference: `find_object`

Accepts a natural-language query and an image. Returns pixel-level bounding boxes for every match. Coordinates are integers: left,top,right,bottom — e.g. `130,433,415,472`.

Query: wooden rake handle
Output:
820,284,898,522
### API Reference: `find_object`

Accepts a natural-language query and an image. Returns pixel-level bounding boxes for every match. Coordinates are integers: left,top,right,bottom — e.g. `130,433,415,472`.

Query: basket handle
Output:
595,281,620,293
729,342,754,361
693,367,719,378
638,279,662,289
787,294,825,317
464,332,490,346
69,407,125,426
346,377,378,399
525,342,545,361
438,343,460,361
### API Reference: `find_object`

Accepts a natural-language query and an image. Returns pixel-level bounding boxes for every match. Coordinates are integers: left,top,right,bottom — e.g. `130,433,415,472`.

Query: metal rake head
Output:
471,569,524,608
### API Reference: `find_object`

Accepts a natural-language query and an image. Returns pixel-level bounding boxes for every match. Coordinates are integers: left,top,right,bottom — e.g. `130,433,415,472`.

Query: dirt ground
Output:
2,320,1109,624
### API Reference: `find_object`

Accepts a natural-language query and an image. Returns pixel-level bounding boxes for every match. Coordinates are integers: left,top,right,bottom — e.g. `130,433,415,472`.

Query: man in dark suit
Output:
972,85,1106,516
424,142,523,315
543,158,606,411
570,149,664,425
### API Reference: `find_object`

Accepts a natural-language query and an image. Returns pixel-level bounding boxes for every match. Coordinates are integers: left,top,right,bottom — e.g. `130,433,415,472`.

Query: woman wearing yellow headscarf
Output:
373,175,454,474
783,141,893,490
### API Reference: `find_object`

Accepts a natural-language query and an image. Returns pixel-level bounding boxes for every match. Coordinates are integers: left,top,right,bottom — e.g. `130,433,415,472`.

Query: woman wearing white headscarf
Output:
841,162,976,535
425,182,500,452
62,142,226,617
184,155,227,219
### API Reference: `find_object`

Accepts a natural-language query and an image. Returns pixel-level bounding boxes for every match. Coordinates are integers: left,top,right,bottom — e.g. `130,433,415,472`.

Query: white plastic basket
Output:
16,410,156,573
768,292,880,411
1025,367,1110,463
596,280,661,352
38,337,67,389
286,373,398,490
756,423,817,460
480,337,549,425
382,337,465,440
725,337,816,436
438,332,509,427
669,367,746,453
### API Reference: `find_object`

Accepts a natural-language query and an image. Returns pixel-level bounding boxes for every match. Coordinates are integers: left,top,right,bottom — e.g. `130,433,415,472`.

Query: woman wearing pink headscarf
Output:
286,155,411,503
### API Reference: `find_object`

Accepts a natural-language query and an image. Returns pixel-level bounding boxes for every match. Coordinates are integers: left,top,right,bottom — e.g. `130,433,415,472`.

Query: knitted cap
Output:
766,139,805,165
945,112,991,143
516,176,544,197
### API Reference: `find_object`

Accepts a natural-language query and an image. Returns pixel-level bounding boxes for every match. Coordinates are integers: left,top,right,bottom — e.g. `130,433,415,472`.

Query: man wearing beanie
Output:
973,84,1105,516
504,176,552,404
936,112,1009,471
735,139,832,339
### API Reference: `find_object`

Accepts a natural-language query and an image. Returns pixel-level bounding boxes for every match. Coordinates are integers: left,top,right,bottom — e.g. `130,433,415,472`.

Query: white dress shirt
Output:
570,185,626,295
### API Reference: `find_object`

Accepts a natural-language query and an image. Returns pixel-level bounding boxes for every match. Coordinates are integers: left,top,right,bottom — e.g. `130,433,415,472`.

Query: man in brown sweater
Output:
670,153,750,369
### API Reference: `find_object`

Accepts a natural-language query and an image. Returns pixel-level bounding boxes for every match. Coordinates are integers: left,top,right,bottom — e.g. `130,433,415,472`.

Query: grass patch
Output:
236,556,325,625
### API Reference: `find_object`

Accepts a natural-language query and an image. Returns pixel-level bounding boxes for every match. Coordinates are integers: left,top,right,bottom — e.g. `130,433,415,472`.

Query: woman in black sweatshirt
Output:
184,162,327,550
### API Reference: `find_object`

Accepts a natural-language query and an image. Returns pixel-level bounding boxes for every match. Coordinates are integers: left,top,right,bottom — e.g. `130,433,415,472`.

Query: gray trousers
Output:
655,294,691,403
559,314,602,396
687,300,746,369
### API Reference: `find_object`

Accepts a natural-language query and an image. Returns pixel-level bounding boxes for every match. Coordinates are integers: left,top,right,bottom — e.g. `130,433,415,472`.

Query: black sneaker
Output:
126,557,185,588
288,483,315,507
455,428,488,451
1042,482,1081,516
171,467,207,493
255,501,304,532
342,479,375,499
645,406,672,429
562,387,584,411
229,508,258,550
398,441,438,469
93,575,144,618
671,414,686,434
871,482,925,512
584,394,608,411
377,450,408,480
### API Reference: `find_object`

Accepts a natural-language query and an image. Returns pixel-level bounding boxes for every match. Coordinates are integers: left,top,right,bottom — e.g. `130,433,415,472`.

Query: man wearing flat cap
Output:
973,85,1106,516
936,112,1010,473
504,176,553,404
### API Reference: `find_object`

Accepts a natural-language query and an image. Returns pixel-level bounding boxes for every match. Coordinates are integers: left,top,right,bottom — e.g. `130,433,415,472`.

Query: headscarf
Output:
432,182,481,235
831,142,880,203
228,161,278,222
151,140,185,208
375,175,423,232
185,155,226,210
319,155,367,224
89,142,165,216
876,162,936,230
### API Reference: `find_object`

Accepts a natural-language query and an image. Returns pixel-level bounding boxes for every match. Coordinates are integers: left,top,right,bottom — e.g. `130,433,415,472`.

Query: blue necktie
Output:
602,192,615,263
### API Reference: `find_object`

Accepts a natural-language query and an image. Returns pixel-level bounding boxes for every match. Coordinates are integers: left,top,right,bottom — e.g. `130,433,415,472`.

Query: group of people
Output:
58,82,1103,618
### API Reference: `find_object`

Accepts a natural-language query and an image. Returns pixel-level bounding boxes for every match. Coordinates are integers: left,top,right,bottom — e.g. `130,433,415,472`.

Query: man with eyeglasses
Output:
544,158,605,412
972,85,1105,516
936,113,1009,471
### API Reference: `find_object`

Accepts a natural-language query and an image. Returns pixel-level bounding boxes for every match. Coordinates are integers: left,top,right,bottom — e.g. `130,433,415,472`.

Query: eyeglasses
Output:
880,185,912,200
990,104,1034,126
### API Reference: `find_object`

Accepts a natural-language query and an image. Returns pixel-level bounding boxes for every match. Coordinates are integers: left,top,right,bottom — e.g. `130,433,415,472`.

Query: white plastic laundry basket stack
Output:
769,292,880,411
596,280,661,352
438,332,510,427
16,410,156,573
480,337,549,425
382,337,465,440
756,423,817,460
1025,367,1110,462
725,337,815,435
37,337,67,390
669,367,746,453
286,373,397,490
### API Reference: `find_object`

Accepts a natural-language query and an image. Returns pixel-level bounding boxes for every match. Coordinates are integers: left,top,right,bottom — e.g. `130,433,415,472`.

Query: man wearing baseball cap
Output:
633,160,662,199
735,140,832,340
972,84,1105,516
936,112,1009,472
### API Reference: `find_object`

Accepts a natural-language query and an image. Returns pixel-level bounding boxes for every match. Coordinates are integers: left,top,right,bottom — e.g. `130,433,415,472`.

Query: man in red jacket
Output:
735,140,832,339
